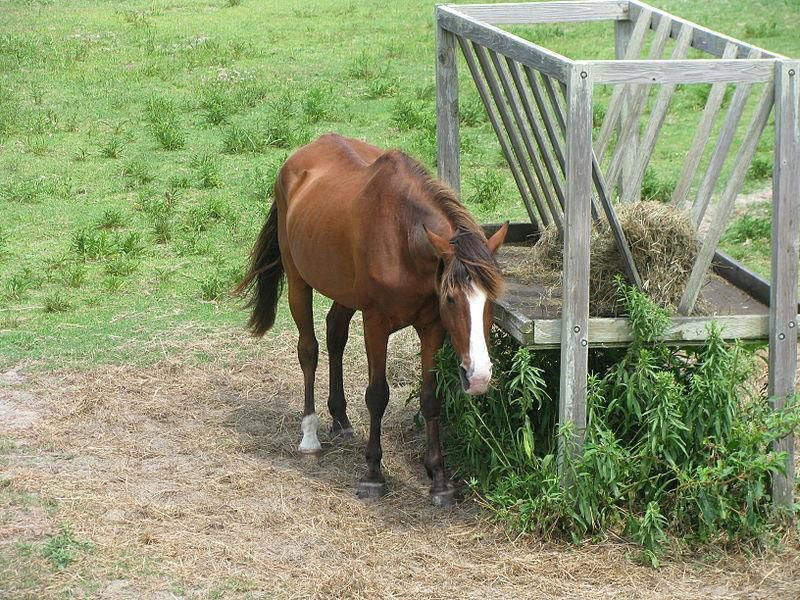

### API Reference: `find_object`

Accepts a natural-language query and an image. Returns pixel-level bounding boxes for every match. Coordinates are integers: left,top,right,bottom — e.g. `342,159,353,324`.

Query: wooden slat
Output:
473,43,552,227
506,57,565,229
621,23,693,203
614,18,639,201
456,1,629,25
457,36,541,228
769,60,800,508
489,50,561,229
628,0,784,60
524,66,566,173
559,64,593,467
592,59,775,85
596,8,657,160
678,83,774,315
438,5,572,82
530,314,778,346
671,43,739,208
436,24,460,195
692,49,763,227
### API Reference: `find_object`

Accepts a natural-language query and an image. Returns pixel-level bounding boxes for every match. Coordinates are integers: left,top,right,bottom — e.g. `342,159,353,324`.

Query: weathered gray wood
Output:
691,49,763,228
596,8,656,161
628,0,784,60
529,314,780,347
524,66,566,173
436,23,460,195
438,5,572,82
769,60,800,508
621,23,693,203
457,36,541,227
559,64,593,470
474,43,552,226
678,83,774,315
671,43,739,208
595,11,669,162
456,1,629,25
489,50,560,229
506,57,565,229
712,251,771,308
592,59,775,85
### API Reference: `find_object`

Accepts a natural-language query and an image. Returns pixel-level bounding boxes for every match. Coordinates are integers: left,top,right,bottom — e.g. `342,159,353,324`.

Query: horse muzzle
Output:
459,363,492,396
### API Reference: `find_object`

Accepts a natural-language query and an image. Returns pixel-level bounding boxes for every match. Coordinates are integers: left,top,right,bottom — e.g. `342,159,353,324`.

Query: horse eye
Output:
446,295,455,305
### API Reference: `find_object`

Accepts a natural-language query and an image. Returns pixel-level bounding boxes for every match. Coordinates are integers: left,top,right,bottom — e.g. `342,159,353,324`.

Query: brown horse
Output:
236,134,507,506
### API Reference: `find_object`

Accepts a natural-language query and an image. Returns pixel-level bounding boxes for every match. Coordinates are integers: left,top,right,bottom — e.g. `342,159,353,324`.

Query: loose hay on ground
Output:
501,201,704,316
2,326,799,598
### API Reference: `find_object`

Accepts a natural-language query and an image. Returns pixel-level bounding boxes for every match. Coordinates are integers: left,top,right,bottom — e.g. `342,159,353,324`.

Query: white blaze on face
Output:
465,282,492,394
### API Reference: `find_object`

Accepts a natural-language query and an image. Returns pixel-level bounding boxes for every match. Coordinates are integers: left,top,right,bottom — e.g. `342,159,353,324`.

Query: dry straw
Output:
501,201,703,316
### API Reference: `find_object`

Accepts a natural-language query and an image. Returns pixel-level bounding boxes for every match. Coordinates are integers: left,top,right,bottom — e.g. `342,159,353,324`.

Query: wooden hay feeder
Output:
434,1,799,504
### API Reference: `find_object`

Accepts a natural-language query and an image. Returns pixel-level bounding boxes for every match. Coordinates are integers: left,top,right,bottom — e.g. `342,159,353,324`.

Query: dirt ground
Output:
1,322,799,599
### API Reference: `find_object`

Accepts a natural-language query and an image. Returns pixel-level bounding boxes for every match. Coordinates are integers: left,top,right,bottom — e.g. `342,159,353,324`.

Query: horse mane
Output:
393,152,504,301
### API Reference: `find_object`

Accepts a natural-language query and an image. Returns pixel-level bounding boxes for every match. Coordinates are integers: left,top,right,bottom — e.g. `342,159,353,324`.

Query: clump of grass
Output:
744,21,778,38
222,117,307,153
167,173,191,190
226,0,243,7
151,215,173,244
199,83,232,125
459,96,486,127
144,95,186,150
104,275,125,292
641,167,674,203
0,226,9,258
43,293,72,313
72,147,89,162
245,155,286,205
71,229,143,261
100,135,125,159
199,266,242,301
122,158,154,188
191,153,223,188
302,85,334,123
391,96,434,132
592,103,607,129
3,272,34,301
185,197,228,232
365,77,399,99
347,49,380,80
96,208,126,230
25,135,50,156
466,170,505,210
222,122,265,153
104,257,139,276
723,212,771,245
747,156,772,181
63,264,87,288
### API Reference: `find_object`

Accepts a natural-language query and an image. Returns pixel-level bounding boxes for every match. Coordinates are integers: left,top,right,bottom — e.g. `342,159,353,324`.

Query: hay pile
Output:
502,201,701,316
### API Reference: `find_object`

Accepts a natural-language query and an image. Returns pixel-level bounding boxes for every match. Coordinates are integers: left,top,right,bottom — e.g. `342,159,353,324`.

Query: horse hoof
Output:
356,480,386,499
430,488,457,508
298,447,323,459
330,426,354,440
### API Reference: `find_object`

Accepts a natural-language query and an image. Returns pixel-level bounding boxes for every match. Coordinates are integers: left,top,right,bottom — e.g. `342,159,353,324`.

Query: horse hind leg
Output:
288,275,322,455
326,302,355,439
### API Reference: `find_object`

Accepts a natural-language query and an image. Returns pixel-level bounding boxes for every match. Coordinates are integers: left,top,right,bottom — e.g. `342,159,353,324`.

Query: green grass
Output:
0,0,798,369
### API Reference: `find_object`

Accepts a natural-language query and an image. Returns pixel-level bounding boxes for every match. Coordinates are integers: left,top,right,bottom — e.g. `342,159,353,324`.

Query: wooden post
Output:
435,12,460,195
559,63,593,474
615,18,641,202
769,59,800,508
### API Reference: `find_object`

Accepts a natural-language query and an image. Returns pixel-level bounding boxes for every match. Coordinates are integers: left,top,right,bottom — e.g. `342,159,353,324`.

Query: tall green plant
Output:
439,280,799,561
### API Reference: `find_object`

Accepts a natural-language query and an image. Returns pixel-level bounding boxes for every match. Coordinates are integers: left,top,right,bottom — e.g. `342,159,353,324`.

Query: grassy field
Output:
2,2,800,598
1,0,799,369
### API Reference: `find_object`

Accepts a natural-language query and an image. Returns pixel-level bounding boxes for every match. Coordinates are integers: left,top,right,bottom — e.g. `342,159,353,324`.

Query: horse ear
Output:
487,221,509,255
423,225,453,259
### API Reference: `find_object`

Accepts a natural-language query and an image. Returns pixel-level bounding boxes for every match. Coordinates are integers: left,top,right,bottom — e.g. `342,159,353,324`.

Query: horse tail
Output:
234,173,286,337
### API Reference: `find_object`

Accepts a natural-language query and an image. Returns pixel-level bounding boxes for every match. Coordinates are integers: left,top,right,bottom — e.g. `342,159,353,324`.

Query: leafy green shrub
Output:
438,280,799,561
42,524,93,569
747,156,772,181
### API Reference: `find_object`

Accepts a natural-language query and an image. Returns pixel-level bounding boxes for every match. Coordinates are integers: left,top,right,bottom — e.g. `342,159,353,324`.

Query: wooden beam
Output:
671,43,739,208
457,36,541,229
628,0,785,60
621,23,693,203
591,59,775,85
436,22,460,195
528,314,779,347
437,5,573,82
691,49,763,228
559,63,593,470
769,60,800,508
474,43,552,226
679,83,774,315
454,1,629,25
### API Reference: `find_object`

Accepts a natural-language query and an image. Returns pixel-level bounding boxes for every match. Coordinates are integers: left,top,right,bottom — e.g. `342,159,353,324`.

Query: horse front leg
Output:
415,320,456,507
356,313,391,499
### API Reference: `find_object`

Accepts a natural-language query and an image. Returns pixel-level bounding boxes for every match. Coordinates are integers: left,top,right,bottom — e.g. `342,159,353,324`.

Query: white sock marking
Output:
298,413,322,453
466,283,491,385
